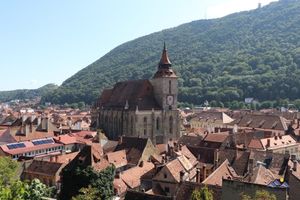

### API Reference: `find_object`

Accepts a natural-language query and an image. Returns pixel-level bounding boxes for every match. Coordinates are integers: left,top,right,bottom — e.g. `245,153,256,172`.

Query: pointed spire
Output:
159,42,171,68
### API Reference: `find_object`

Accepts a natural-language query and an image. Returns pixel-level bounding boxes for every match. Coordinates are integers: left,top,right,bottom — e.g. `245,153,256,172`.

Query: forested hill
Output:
0,84,58,103
42,0,300,106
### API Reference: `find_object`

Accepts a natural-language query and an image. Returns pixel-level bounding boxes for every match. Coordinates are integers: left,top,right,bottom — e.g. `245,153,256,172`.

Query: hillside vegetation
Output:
42,0,300,106
0,84,58,102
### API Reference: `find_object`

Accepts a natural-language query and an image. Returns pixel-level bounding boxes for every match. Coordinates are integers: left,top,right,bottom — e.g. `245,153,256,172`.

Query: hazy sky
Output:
0,0,277,91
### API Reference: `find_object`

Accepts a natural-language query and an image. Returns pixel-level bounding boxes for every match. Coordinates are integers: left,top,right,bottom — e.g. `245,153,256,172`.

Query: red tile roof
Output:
54,134,78,145
120,161,154,189
107,150,127,168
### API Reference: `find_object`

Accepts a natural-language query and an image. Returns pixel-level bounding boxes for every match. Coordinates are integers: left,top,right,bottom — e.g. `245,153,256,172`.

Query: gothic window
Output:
169,116,173,134
169,80,171,94
131,116,134,135
143,117,147,136
156,117,160,131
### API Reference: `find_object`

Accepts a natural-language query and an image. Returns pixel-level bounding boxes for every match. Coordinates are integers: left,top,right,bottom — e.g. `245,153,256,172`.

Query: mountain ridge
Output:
13,0,300,106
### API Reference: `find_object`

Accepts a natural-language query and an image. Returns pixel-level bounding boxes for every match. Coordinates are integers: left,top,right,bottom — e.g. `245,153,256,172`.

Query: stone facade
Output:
92,44,180,144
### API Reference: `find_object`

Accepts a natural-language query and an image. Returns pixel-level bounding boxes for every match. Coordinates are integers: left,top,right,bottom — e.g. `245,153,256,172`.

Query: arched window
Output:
169,116,173,134
156,117,160,131
169,80,172,94
143,117,147,136
131,116,134,135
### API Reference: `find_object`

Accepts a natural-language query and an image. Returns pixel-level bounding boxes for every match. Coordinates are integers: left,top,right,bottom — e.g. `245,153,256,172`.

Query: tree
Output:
24,179,49,200
60,165,115,200
0,157,18,186
72,185,100,200
241,190,277,200
191,186,213,200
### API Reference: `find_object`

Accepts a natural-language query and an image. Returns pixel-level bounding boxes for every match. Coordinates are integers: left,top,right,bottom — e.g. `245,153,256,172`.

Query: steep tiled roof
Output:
120,161,154,189
107,150,127,168
203,159,238,186
177,135,203,148
248,139,264,149
115,137,151,165
230,113,288,131
113,177,127,196
99,80,161,110
0,128,16,144
51,152,79,164
24,160,64,176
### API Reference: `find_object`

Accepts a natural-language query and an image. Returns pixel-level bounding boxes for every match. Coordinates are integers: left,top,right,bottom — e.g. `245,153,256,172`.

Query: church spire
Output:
158,42,171,68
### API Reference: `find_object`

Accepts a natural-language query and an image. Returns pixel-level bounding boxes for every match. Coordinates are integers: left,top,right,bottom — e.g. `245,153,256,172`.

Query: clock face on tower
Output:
166,95,174,105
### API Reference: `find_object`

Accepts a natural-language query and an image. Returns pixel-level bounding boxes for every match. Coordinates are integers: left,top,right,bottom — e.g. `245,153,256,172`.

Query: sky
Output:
0,0,277,91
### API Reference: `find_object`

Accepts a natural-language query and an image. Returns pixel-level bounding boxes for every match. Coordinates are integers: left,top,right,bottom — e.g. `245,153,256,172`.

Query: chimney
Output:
139,161,144,168
37,117,41,126
180,170,185,182
267,139,270,148
179,144,182,151
293,161,297,171
115,171,121,179
248,158,254,176
291,154,296,161
202,164,207,181
196,168,201,183
197,154,201,161
214,149,219,169
174,142,178,152
162,155,165,164
118,136,123,145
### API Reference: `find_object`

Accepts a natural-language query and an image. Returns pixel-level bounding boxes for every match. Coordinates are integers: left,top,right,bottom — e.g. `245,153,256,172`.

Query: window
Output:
156,117,160,131
165,187,170,193
164,173,167,178
169,80,171,94
144,117,147,135
169,116,173,134
131,116,134,135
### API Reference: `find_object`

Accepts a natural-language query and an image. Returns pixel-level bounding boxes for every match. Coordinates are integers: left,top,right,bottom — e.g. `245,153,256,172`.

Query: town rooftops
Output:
0,138,63,156
230,113,288,131
120,161,154,189
248,135,297,150
24,160,64,177
203,159,238,186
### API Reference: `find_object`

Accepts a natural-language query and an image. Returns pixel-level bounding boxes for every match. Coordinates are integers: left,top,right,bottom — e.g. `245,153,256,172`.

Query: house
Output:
152,155,197,197
229,113,288,136
248,135,298,155
189,111,234,133
22,160,64,189
222,179,288,200
202,159,239,186
113,136,158,166
0,138,64,160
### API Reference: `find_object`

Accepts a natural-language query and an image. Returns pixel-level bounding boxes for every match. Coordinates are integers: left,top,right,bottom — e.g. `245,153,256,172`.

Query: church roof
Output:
99,79,161,110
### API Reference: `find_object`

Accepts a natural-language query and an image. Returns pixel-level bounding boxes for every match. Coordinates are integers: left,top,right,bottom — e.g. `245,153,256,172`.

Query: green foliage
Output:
0,84,58,103
60,165,115,200
191,186,213,200
41,0,300,106
0,157,18,186
72,185,100,200
241,190,277,200
0,157,54,200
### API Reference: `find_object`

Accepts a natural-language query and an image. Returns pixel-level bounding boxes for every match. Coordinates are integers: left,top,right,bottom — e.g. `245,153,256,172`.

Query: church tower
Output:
151,43,178,111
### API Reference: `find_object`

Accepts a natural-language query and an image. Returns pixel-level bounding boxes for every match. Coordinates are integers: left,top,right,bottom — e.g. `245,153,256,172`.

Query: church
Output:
92,44,180,144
